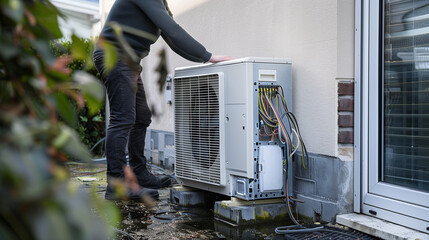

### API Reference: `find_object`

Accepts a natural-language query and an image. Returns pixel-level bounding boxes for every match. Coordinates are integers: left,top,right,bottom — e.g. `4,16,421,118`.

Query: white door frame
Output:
355,0,429,233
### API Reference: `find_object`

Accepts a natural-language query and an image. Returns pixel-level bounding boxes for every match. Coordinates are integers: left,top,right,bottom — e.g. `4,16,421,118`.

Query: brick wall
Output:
338,82,354,144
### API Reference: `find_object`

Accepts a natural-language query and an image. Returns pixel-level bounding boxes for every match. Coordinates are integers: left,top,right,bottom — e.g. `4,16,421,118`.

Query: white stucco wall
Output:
337,0,355,161
100,0,115,25
99,0,355,158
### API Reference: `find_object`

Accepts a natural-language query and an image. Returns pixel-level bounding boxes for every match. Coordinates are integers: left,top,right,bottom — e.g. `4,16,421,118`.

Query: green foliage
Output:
0,1,119,239
50,39,105,154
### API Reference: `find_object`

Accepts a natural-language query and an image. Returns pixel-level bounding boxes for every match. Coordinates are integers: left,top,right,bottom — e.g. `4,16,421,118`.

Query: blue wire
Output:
259,109,276,127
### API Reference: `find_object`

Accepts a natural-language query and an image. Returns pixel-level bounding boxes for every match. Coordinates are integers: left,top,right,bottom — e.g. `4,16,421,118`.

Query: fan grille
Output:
174,74,221,185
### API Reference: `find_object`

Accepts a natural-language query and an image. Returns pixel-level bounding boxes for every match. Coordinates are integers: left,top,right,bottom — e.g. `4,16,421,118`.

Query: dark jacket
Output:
100,0,212,62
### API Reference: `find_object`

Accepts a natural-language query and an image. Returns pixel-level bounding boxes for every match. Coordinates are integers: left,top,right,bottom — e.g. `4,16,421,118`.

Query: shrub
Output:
51,39,106,156
0,1,119,239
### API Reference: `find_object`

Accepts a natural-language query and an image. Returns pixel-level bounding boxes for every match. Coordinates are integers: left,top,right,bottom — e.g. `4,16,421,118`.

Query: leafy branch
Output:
0,1,120,239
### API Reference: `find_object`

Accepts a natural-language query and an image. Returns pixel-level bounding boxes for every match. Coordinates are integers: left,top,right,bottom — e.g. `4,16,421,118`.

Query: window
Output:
383,0,429,192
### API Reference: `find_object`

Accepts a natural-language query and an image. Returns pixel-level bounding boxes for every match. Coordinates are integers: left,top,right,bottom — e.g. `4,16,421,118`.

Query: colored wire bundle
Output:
258,86,308,165
277,86,308,168
258,88,277,128
258,85,309,225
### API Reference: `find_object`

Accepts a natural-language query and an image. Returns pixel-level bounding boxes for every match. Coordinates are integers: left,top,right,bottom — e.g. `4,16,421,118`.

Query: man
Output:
93,0,232,201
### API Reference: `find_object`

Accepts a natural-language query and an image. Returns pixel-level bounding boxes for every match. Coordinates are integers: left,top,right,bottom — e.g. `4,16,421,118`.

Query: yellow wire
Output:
276,94,279,110
259,90,276,124
278,87,288,112
258,87,277,127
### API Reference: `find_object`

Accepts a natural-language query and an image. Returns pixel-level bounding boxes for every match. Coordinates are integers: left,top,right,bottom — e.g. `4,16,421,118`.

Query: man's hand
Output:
208,55,233,63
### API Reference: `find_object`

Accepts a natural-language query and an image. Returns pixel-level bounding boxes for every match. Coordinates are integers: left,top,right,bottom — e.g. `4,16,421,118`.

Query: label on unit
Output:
258,69,277,82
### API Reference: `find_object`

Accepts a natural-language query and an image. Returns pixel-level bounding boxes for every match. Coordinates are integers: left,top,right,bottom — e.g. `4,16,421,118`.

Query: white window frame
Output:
355,0,429,233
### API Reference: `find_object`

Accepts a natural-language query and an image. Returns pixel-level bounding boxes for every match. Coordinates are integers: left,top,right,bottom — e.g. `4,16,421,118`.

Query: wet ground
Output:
69,163,378,240
68,163,292,240
112,189,293,240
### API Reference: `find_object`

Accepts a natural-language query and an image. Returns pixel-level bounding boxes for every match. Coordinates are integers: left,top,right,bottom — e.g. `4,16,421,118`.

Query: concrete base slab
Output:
170,185,228,207
337,213,429,240
214,197,291,226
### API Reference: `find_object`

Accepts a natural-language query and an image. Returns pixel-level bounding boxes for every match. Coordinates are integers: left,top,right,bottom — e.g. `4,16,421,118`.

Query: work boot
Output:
104,182,159,202
134,167,174,189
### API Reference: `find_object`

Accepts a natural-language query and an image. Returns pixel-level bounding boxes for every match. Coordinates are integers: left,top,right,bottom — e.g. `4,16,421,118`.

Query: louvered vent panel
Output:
174,74,221,185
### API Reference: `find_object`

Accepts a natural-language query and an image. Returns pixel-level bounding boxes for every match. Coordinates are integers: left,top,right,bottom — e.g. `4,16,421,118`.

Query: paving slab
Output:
170,185,207,207
337,213,429,240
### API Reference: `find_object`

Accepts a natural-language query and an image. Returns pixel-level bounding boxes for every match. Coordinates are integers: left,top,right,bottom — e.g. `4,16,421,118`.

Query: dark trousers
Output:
93,50,151,178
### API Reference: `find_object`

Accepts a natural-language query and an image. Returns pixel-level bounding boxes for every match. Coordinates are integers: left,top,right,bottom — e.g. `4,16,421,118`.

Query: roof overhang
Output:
52,0,100,21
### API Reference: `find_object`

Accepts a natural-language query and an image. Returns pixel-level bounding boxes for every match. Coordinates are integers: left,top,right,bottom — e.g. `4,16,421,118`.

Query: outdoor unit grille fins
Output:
174,74,221,185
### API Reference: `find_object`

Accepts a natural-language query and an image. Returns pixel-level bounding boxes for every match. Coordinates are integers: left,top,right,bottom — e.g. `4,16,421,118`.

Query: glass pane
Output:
383,0,429,192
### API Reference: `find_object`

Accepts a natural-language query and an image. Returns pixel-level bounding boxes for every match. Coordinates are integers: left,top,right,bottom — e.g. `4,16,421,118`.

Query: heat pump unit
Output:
173,57,293,200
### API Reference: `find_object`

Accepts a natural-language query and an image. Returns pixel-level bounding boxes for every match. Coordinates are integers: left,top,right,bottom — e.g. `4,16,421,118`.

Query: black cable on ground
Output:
275,225,323,234
113,228,137,240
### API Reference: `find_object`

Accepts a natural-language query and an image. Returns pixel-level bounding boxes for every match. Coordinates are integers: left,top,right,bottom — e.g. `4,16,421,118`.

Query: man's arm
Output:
161,33,211,62
133,0,211,62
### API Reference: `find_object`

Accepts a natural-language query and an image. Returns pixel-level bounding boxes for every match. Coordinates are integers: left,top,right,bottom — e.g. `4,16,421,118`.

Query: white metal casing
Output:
173,57,292,198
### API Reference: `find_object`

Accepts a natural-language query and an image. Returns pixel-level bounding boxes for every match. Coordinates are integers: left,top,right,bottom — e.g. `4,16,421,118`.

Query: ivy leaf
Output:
91,115,102,122
31,39,55,66
34,207,73,240
11,119,34,149
104,44,117,71
84,54,96,73
71,35,86,60
52,124,91,162
52,92,77,127
31,1,63,39
91,191,121,233
19,55,41,75
30,96,49,120
72,71,105,116
99,40,117,72
80,116,88,123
